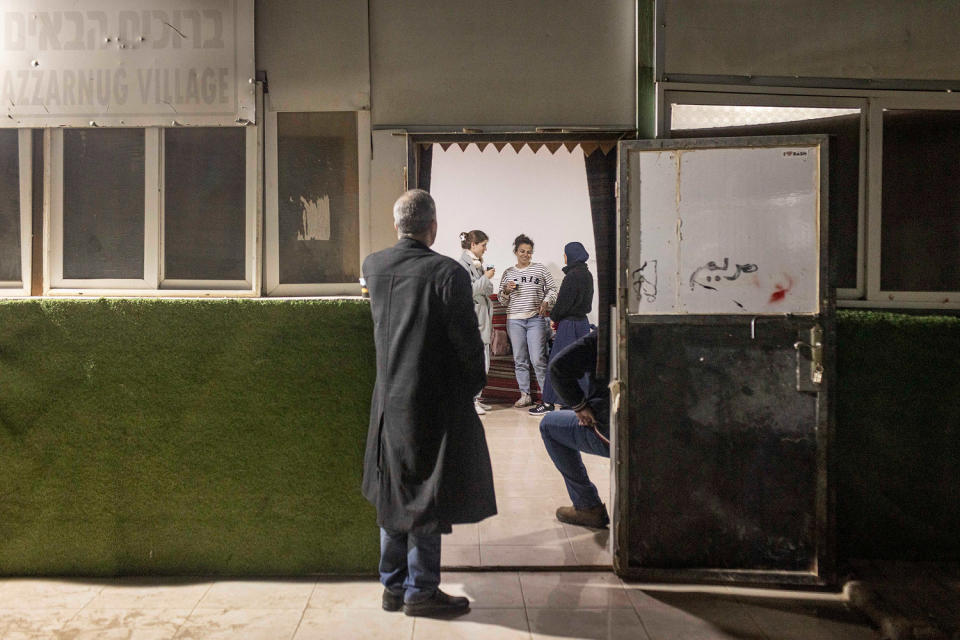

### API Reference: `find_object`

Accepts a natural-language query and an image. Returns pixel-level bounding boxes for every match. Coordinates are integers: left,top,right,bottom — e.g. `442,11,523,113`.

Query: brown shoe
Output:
556,504,609,528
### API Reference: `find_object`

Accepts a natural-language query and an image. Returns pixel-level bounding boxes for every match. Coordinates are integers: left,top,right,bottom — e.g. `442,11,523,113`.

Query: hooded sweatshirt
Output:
549,242,594,323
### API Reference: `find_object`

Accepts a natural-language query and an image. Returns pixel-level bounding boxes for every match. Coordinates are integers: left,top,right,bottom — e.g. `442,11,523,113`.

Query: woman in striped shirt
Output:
499,234,557,410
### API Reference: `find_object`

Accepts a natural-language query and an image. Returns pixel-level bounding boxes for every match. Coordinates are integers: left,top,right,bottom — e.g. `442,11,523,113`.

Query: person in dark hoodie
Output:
529,241,594,416
539,330,610,528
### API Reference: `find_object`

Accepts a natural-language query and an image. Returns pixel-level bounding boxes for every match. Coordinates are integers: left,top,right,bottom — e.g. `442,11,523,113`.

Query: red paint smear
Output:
769,275,795,304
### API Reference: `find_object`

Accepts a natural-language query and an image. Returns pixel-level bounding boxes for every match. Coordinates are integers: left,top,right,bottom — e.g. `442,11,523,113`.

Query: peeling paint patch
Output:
297,194,331,241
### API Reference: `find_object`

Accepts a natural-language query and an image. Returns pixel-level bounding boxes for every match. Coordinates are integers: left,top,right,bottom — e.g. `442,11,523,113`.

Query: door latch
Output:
794,325,823,392
608,379,622,417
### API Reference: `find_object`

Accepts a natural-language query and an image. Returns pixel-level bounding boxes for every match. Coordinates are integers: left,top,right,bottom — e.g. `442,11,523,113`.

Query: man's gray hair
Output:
393,189,436,236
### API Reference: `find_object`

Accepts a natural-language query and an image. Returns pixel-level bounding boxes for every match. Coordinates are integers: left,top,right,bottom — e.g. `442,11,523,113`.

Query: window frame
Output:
0,130,33,297
864,95,960,308
661,89,868,300
659,83,960,310
158,126,260,292
263,107,371,297
45,126,259,297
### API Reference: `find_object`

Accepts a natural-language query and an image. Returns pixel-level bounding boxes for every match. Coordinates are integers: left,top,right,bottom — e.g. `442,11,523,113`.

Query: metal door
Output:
612,136,834,586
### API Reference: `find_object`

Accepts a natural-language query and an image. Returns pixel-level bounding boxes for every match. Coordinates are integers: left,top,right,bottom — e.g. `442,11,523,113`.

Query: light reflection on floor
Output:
443,403,612,569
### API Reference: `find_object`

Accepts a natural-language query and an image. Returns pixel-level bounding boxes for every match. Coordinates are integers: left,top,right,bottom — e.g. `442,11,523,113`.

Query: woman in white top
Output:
499,234,557,410
458,230,496,415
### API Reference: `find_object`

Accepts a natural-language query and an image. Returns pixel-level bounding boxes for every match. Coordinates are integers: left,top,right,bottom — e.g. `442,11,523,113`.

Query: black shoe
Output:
528,402,554,416
403,589,470,617
382,588,403,612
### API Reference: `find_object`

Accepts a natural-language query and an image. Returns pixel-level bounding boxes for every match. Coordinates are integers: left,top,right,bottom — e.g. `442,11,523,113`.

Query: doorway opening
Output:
411,134,622,569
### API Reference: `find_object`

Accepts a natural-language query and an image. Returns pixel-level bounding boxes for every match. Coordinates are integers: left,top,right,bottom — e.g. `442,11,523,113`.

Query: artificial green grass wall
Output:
0,298,378,576
1,302,957,575
835,310,960,561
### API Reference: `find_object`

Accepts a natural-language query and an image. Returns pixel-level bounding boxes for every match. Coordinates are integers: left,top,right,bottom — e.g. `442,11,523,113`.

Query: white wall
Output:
430,145,599,325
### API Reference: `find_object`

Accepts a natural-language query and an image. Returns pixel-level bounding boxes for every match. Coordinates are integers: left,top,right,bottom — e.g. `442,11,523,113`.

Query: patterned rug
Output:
482,295,542,404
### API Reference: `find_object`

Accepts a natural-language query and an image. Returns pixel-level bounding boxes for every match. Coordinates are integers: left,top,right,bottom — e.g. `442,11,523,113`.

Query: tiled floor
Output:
444,403,612,569
0,406,884,638
0,572,879,639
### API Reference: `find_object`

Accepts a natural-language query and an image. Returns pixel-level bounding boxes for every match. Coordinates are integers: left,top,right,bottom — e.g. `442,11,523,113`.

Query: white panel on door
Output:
628,143,821,315
630,151,680,312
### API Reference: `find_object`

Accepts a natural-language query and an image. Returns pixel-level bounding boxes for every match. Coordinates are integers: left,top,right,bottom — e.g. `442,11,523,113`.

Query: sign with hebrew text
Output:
0,0,254,127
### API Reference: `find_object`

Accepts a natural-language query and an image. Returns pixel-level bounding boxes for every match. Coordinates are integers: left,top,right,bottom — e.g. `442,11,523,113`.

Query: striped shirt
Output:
498,264,558,320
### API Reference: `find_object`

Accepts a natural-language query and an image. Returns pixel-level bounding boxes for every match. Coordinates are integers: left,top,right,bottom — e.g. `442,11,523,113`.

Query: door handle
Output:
794,326,824,391
793,340,821,354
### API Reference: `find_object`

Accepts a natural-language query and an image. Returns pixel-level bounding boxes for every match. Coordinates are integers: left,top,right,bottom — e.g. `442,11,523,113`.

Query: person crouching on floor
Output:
539,330,610,528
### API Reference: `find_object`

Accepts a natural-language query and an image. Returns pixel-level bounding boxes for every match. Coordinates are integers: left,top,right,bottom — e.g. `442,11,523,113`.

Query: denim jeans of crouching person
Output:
506,316,549,394
539,410,610,510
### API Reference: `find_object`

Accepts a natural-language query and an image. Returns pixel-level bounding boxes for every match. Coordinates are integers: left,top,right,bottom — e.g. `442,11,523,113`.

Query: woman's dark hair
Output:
513,234,534,253
459,230,489,249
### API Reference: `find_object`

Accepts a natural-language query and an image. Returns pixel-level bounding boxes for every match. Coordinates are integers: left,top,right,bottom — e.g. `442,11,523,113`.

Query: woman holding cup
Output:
458,230,496,415
498,234,557,411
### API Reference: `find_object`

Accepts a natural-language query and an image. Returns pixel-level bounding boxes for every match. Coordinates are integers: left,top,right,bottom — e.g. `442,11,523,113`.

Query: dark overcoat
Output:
361,237,497,534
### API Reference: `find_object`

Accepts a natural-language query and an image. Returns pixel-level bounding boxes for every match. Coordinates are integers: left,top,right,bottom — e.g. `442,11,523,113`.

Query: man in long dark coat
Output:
361,189,497,617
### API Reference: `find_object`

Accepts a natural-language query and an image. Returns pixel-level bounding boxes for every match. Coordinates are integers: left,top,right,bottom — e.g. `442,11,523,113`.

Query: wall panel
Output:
256,0,370,111
369,0,636,127
662,0,960,85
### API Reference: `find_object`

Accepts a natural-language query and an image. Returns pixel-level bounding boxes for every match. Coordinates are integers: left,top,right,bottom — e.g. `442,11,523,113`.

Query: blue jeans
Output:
379,528,441,604
506,316,549,394
539,410,610,510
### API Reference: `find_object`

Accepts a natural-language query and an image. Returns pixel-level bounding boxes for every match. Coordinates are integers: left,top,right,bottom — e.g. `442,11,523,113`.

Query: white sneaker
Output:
476,401,492,411
513,392,533,408
474,401,486,415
